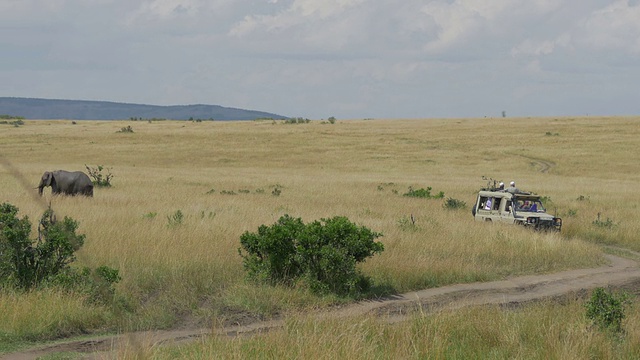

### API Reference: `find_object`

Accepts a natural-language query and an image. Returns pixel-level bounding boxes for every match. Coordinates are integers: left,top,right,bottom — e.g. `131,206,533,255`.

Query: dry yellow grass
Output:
151,301,640,359
1,116,639,342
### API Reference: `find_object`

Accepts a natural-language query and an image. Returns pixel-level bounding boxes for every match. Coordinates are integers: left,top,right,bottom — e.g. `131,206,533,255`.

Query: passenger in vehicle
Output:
484,197,492,210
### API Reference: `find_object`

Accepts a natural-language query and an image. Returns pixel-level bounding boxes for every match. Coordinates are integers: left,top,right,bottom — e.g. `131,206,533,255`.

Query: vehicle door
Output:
497,198,515,224
475,194,502,222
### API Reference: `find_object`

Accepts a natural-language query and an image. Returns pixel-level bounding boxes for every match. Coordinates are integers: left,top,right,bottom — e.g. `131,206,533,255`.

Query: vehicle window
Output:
515,199,544,212
479,196,490,210
492,198,501,210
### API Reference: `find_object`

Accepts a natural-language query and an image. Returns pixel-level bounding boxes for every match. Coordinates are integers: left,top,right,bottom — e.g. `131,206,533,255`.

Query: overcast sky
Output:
1,0,639,119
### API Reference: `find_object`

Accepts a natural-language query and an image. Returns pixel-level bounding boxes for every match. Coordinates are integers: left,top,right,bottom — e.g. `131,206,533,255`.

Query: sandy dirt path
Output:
4,252,640,360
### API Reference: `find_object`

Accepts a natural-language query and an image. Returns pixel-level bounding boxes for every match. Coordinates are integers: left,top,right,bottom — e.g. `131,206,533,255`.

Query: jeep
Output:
471,189,562,231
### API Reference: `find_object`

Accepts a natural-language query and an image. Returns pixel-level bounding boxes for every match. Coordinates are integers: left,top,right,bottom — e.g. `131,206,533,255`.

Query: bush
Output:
0,204,84,289
85,164,114,187
585,287,630,333
239,215,305,285
283,117,311,124
0,203,120,302
403,186,444,199
167,210,184,227
47,265,122,305
116,125,134,133
238,215,384,296
443,197,466,210
592,213,616,229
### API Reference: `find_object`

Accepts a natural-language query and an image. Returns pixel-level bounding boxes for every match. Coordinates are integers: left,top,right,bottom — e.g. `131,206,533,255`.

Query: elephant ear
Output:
42,172,53,186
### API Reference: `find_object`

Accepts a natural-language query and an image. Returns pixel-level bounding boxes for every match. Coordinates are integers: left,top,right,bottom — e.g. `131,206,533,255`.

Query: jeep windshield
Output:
514,198,545,213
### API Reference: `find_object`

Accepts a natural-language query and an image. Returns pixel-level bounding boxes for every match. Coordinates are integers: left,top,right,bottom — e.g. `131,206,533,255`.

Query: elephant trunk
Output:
37,180,45,196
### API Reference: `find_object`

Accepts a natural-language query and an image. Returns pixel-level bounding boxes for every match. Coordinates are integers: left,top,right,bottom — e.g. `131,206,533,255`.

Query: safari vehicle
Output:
471,188,562,231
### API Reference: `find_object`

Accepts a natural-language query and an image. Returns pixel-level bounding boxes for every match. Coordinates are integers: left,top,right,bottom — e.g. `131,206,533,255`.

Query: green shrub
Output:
167,210,184,227
592,213,616,229
238,215,384,296
47,265,121,305
143,212,157,219
283,117,311,124
0,204,84,289
0,114,25,119
239,215,305,285
403,186,444,199
271,184,283,196
585,287,630,333
297,216,383,295
396,215,418,231
85,164,114,187
443,197,467,210
0,203,120,302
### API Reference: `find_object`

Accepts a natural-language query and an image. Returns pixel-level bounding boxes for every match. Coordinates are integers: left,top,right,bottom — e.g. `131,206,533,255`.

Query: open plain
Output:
2,116,640,358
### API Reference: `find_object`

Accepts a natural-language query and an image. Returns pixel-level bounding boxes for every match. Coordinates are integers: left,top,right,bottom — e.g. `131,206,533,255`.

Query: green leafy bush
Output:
0,203,120,302
592,213,616,229
238,215,384,296
283,117,311,124
167,210,184,227
48,265,122,304
0,204,84,289
585,287,630,333
239,215,305,285
443,197,467,210
403,186,444,199
85,164,114,187
397,215,418,231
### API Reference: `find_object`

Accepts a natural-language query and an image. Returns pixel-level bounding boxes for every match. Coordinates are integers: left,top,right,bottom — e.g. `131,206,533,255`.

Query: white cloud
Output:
2,0,640,119
511,34,571,57
580,0,640,54
229,0,366,37
126,0,203,23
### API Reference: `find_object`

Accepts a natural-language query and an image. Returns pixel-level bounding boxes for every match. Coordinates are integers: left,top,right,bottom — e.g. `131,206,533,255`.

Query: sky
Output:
1,0,640,119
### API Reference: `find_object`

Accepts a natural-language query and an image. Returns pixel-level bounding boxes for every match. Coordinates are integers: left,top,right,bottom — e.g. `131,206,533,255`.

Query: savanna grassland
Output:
1,116,640,358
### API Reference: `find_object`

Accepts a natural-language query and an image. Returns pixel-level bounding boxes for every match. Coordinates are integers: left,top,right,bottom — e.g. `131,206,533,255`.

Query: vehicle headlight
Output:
527,217,538,224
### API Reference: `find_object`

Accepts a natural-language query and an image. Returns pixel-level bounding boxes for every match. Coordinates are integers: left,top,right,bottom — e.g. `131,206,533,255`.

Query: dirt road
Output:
5,251,640,360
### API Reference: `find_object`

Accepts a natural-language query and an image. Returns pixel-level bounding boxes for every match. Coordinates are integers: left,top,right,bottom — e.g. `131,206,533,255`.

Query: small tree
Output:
296,216,383,294
585,287,631,333
239,215,305,285
85,164,114,187
239,215,384,296
443,197,466,210
0,203,84,289
0,203,120,302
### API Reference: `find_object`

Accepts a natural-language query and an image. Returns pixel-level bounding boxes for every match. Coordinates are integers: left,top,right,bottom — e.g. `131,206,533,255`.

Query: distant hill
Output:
0,97,288,121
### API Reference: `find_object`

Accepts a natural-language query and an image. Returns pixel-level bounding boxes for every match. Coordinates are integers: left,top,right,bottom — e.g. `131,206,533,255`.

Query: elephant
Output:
37,170,94,197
